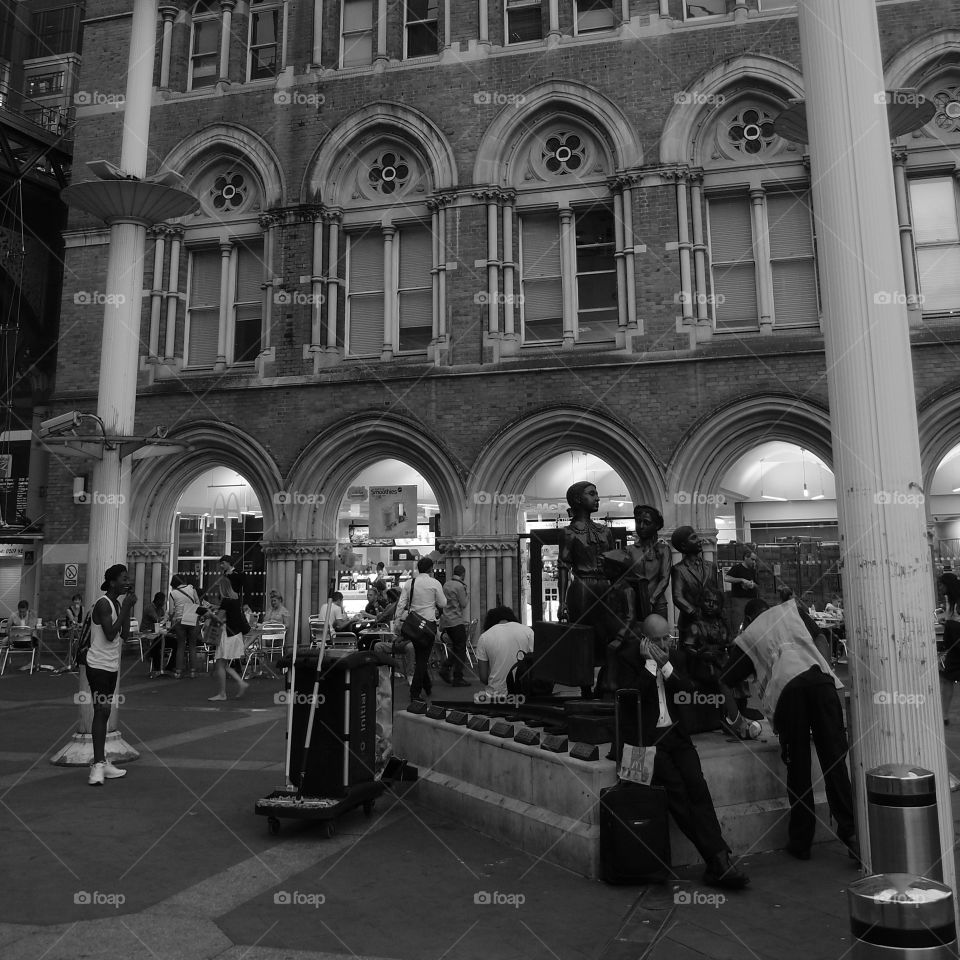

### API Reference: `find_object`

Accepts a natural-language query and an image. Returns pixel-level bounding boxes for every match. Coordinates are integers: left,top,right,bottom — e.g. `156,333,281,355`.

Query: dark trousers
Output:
410,639,433,699
650,725,727,861
147,632,178,671
442,624,467,680
775,682,856,850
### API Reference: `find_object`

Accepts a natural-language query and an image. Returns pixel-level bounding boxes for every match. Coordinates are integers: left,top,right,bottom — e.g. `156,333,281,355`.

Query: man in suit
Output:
616,613,749,890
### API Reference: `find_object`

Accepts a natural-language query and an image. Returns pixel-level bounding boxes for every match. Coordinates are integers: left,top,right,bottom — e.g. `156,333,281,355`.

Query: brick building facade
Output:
38,0,960,625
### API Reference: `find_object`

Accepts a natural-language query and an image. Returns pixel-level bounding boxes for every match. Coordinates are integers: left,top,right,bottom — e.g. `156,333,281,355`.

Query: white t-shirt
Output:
476,621,535,696
86,596,123,672
318,602,346,627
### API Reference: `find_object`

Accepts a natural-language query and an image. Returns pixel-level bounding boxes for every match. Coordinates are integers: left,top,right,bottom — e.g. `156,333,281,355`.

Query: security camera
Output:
39,411,82,438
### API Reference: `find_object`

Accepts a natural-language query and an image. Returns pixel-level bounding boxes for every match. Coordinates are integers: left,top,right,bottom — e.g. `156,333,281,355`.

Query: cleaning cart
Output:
255,604,402,837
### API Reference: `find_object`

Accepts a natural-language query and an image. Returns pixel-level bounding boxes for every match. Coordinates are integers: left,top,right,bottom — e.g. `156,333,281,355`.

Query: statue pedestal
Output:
50,730,140,767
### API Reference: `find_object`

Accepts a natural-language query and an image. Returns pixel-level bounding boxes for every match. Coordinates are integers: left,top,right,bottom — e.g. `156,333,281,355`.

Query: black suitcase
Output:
532,621,595,687
599,689,671,884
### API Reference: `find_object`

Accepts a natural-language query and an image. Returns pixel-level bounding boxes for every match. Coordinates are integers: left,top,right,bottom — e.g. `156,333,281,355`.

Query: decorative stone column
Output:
128,543,168,620
559,206,576,347
427,193,454,363
547,0,560,41
375,0,388,64
670,168,695,334
322,209,343,366
158,4,178,89
216,240,232,370
658,0,670,16
689,169,713,343
441,538,519,621
381,223,396,360
218,0,236,82
163,226,184,365
892,147,923,327
477,0,489,45
797,0,955,888
474,189,502,341
147,226,166,360
258,212,282,356
312,0,323,66
303,205,326,364
749,188,773,333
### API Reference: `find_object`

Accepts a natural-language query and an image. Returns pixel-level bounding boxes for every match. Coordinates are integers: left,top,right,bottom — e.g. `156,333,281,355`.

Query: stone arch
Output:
884,30,960,88
467,406,665,536
128,420,284,545
285,413,467,541
300,103,457,206
473,80,643,185
666,395,833,532
660,55,805,165
160,122,286,208
919,388,960,494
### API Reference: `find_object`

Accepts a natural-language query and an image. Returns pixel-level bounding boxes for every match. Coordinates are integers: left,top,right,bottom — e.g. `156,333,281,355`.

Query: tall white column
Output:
749,188,773,333
559,207,576,347
216,240,232,369
381,224,395,359
797,0,955,889
892,148,922,327
219,0,236,81
159,5,177,88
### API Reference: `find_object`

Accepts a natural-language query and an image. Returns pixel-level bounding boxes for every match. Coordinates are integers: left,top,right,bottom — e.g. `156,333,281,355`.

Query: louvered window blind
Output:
708,195,759,330
187,248,220,366
398,223,433,353
521,212,564,343
347,231,385,357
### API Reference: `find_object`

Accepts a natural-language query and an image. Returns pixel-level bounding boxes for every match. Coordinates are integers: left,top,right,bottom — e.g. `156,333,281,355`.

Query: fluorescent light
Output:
812,494,826,501
953,487,960,493
761,495,788,502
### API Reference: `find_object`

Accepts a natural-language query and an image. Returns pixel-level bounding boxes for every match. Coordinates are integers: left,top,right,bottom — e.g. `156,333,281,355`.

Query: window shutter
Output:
188,250,220,365
917,247,960,313
398,224,433,351
347,233,384,356
234,245,263,363
710,197,753,263
709,197,757,329
911,179,960,244
521,213,563,341
235,245,264,304
767,192,818,326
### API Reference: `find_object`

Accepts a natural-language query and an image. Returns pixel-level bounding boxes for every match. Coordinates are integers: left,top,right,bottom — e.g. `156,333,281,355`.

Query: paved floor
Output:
0,652,957,959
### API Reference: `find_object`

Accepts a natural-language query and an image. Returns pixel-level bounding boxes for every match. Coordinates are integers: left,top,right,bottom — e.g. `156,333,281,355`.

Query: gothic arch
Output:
659,55,805,165
467,406,664,536
884,30,960,89
160,122,286,208
473,80,643,185
666,395,833,530
128,421,284,545
300,102,458,206
285,413,466,541
919,388,960,493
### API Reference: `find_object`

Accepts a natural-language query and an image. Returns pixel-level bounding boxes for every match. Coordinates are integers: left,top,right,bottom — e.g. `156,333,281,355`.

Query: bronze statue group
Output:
557,481,858,891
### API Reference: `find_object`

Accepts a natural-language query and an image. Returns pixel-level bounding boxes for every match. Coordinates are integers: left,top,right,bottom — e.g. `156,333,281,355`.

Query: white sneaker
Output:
88,763,105,786
102,761,127,779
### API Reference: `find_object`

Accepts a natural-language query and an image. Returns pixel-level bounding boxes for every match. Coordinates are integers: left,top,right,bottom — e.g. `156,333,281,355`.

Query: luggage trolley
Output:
255,615,398,837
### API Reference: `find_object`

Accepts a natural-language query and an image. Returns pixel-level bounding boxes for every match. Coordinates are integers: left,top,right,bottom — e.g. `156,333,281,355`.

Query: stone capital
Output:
472,188,517,205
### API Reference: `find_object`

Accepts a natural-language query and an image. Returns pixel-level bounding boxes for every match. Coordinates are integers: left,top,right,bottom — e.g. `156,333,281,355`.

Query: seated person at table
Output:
374,588,401,625
364,586,387,618
319,592,373,635
242,604,258,629
10,600,40,650
266,591,291,632
140,592,165,634
65,594,84,631
824,595,843,617
144,592,178,677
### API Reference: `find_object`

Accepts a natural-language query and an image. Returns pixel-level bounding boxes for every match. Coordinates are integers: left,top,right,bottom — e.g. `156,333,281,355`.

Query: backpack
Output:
506,649,554,699
74,612,93,667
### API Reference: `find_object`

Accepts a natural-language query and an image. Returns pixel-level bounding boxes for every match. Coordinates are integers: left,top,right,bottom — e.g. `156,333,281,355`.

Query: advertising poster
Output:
368,485,418,539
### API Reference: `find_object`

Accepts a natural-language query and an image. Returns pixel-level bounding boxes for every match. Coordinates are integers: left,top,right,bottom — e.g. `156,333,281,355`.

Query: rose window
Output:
211,172,248,210
727,108,777,155
932,85,960,134
542,133,586,175
367,152,410,195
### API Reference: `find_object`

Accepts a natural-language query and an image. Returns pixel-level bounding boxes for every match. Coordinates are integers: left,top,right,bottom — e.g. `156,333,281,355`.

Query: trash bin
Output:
848,873,956,958
866,764,942,881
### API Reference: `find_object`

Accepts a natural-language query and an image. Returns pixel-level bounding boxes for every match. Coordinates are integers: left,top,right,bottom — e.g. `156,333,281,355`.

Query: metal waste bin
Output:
849,874,956,958
866,765,942,881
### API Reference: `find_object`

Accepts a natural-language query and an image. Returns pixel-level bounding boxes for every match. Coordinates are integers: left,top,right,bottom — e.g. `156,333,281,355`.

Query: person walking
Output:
167,575,200,679
724,551,760,635
205,578,251,701
86,564,137,786
394,557,447,702
439,564,471,687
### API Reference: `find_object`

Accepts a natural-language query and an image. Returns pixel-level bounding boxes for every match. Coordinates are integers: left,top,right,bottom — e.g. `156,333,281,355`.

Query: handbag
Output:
400,576,438,650
175,586,200,627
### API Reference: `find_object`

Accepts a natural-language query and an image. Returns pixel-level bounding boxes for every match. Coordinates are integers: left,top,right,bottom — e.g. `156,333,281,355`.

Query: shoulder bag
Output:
175,586,200,627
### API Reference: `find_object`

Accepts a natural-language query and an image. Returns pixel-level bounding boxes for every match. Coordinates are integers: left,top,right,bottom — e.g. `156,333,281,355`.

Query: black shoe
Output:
452,679,471,687
439,670,452,685
703,854,750,890
786,843,811,861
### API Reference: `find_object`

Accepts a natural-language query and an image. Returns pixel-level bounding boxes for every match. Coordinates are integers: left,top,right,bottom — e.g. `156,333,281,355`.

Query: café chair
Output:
1,624,36,676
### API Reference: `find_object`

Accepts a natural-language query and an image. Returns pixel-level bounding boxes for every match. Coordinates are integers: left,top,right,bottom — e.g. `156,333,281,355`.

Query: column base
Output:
50,730,141,767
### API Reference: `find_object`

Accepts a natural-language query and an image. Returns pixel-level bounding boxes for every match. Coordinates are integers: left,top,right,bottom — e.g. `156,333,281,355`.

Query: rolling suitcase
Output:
599,688,671,884
532,621,595,687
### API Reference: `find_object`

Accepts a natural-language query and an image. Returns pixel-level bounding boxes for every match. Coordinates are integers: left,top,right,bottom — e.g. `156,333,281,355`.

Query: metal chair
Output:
125,618,145,661
464,618,480,668
241,626,280,680
259,620,287,661
1,624,37,675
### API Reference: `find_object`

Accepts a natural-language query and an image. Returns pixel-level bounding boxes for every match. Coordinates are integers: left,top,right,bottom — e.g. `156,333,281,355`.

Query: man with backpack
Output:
84,564,137,786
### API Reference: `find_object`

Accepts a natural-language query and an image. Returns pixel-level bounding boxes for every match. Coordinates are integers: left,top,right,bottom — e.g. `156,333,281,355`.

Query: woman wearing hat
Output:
627,504,672,621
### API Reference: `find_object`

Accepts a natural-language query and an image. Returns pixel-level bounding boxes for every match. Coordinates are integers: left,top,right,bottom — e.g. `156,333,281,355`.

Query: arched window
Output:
695,89,818,333
506,118,621,346
181,157,267,368
189,0,220,90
